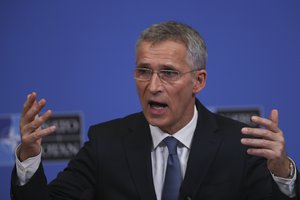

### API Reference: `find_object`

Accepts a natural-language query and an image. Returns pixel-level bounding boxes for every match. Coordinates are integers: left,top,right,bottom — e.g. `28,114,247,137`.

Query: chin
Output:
147,117,168,129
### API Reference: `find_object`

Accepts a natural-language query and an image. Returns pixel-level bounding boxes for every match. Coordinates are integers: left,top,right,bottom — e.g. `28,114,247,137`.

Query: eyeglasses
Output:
134,68,197,82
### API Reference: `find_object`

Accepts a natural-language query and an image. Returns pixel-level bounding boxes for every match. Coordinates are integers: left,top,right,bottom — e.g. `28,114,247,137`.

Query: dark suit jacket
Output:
11,100,299,200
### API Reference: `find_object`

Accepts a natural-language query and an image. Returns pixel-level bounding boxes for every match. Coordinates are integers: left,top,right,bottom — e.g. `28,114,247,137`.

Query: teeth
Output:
152,104,165,109
149,101,167,109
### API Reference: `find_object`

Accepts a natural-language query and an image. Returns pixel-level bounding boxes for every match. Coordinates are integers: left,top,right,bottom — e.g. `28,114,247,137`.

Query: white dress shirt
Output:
150,106,198,200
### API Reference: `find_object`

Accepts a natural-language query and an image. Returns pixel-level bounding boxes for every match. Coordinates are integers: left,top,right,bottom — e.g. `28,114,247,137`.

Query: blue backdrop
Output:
1,1,299,199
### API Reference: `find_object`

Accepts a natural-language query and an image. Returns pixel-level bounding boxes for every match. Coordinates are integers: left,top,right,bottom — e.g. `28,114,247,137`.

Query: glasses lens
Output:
135,68,152,80
159,70,180,81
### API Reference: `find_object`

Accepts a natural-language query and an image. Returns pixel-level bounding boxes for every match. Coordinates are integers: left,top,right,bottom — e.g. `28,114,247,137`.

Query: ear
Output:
192,69,207,93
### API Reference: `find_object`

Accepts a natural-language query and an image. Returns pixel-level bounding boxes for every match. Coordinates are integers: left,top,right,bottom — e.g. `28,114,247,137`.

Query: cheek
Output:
135,83,146,100
168,85,194,108
170,83,193,98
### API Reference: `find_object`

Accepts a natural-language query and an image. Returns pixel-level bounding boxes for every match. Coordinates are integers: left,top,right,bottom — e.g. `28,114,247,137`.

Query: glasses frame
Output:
134,67,199,83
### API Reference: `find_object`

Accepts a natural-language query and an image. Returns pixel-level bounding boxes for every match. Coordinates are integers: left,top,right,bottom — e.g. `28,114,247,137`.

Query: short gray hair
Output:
136,21,207,70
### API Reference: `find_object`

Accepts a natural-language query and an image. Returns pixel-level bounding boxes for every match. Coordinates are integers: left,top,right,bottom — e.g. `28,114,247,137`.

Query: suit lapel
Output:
122,113,157,200
121,101,223,199
180,101,224,198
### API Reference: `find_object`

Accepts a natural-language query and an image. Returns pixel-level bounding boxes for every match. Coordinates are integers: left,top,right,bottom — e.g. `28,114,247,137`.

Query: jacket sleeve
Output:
10,128,98,200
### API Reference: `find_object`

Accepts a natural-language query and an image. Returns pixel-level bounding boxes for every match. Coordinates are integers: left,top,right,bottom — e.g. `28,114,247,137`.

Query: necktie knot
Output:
163,136,178,155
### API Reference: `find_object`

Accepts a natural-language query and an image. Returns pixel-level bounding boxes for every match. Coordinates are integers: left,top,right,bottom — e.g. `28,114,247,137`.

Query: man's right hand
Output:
18,92,56,161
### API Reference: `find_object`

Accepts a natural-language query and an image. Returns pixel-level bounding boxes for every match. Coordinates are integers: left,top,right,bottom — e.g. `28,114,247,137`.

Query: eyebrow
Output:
136,63,150,69
136,63,177,71
159,64,176,70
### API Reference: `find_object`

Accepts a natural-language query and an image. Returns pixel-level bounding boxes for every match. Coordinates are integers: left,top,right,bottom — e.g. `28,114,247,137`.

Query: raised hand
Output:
241,109,291,178
18,92,56,161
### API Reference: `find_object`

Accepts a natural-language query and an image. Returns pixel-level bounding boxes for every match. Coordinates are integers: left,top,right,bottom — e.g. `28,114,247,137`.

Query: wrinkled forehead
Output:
135,41,190,71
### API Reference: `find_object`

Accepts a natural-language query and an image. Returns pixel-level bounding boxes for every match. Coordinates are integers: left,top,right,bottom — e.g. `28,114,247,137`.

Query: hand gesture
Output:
18,92,56,161
241,109,291,178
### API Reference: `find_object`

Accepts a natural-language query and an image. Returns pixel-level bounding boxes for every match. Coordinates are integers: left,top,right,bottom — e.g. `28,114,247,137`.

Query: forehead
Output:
136,41,188,68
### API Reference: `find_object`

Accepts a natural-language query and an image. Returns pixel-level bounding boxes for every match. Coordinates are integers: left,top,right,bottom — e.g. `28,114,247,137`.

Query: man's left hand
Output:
241,109,291,178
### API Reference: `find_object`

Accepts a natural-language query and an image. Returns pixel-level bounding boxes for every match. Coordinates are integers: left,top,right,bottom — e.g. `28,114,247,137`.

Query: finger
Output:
246,148,274,159
21,110,53,135
21,92,37,118
26,99,47,122
241,138,277,149
270,109,279,125
21,98,47,127
241,127,281,141
250,115,280,133
23,125,56,144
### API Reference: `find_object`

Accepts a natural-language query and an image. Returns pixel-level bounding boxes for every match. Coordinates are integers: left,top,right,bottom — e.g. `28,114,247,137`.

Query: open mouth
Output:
149,101,168,110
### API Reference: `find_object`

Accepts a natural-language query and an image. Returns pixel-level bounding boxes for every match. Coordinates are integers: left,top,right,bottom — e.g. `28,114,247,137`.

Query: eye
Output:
135,68,152,78
160,70,179,78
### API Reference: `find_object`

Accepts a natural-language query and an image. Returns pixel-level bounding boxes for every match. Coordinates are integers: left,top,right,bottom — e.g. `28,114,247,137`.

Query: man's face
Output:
135,40,206,134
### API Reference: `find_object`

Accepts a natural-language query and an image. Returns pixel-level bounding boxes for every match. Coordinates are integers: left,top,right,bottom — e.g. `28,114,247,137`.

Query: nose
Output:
148,72,163,94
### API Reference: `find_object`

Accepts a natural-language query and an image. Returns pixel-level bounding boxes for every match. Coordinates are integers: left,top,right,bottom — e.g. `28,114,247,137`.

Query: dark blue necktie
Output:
161,136,182,200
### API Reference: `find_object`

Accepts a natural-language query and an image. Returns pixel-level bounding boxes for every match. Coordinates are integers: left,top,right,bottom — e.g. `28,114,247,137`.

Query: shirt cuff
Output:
272,158,297,198
15,144,42,186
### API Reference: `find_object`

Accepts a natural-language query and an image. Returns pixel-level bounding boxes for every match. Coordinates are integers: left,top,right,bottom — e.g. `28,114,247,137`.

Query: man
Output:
11,21,299,200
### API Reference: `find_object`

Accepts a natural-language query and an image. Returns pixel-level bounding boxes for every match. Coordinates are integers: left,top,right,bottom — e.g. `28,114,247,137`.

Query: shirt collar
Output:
150,106,198,150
